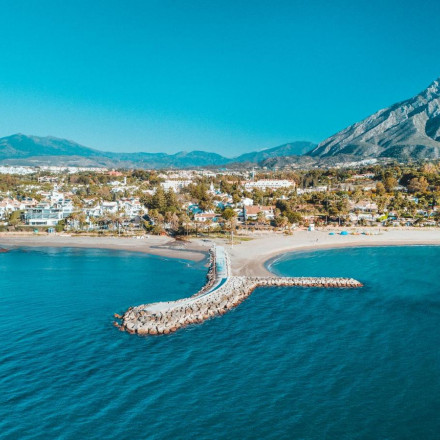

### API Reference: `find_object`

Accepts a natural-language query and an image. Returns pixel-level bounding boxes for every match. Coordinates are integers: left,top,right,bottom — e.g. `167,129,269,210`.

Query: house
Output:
194,213,219,223
101,202,119,214
25,203,65,226
350,201,378,212
0,198,25,219
120,199,145,217
0,198,37,219
241,197,254,206
243,205,275,221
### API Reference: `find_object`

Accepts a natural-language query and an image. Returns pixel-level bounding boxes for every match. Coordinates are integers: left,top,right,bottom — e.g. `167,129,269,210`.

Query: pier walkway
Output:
114,246,363,335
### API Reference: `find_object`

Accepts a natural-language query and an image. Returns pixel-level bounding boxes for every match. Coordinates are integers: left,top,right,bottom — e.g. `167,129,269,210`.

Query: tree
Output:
151,186,167,213
222,207,236,221
55,219,65,233
274,215,288,229
180,213,191,236
165,188,180,213
147,209,164,232
285,211,302,225
205,218,213,236
256,211,267,225
252,189,264,205
384,176,398,193
8,210,22,227
376,182,386,195
408,177,429,194
222,209,237,244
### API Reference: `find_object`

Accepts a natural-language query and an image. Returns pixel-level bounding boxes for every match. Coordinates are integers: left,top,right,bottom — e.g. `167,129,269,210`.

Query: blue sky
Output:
0,0,439,156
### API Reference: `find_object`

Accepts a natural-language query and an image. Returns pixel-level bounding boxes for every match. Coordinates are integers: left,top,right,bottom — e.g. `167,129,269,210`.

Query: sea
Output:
0,245,439,439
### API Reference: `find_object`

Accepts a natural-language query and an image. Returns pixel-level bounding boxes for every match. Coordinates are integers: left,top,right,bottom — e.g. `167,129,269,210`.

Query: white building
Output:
241,197,254,206
0,166,36,175
243,205,275,221
244,180,294,191
296,186,328,194
0,198,37,219
194,213,218,222
161,180,190,192
101,202,119,214
25,203,66,226
120,199,146,217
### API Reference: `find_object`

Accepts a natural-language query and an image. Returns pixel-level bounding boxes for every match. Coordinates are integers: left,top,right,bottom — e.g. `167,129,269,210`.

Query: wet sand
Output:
0,234,208,261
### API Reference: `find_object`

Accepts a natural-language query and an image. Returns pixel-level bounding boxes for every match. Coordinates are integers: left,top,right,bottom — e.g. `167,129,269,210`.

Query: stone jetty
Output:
114,246,363,336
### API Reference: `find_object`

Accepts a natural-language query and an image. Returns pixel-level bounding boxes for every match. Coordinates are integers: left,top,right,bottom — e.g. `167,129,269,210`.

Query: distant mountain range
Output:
1,75,439,168
0,134,316,169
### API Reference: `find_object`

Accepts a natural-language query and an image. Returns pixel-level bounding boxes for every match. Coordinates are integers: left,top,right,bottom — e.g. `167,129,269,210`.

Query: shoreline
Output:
0,234,209,262
218,229,440,277
1,229,440,273
264,240,440,273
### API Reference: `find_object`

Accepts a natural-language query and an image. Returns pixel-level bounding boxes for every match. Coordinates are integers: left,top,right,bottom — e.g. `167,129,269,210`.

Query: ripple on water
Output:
1,246,440,439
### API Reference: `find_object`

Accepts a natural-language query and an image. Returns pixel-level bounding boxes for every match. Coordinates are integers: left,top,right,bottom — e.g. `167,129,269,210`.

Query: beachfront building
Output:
194,213,219,223
119,199,146,217
243,205,275,222
350,201,378,213
24,203,66,226
0,198,38,219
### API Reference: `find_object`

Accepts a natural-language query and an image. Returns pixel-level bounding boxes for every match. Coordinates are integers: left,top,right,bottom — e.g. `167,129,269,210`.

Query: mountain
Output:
0,134,316,169
310,77,440,160
234,141,316,163
0,134,103,159
3,76,440,168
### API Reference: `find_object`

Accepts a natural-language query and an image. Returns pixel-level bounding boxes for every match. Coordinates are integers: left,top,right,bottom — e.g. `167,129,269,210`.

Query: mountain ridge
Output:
3,75,440,168
0,134,315,169
310,77,440,160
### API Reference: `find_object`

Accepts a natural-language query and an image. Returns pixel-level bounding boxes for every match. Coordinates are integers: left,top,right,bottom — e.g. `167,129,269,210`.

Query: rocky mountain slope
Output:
310,77,440,160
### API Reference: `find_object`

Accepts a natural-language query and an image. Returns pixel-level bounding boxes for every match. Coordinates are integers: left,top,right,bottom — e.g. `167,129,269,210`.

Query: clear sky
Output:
1,0,439,156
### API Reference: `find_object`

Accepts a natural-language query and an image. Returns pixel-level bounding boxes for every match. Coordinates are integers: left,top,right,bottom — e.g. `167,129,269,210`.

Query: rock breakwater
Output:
114,246,363,336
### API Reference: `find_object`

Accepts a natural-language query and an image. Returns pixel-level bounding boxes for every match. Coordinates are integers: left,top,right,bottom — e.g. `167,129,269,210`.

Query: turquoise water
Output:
1,245,439,439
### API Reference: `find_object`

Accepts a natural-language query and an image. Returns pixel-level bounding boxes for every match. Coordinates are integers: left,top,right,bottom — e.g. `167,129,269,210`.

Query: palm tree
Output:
180,213,191,237
205,218,213,236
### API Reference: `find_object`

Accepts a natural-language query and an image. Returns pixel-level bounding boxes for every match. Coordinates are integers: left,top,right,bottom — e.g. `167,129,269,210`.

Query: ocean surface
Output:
1,245,439,439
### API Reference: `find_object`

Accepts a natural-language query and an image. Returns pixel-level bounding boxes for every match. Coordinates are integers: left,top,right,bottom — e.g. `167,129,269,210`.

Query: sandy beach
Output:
0,234,209,262
1,229,440,275
218,229,440,276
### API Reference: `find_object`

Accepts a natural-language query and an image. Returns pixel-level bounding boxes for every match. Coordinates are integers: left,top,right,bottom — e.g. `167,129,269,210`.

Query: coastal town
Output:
0,161,439,236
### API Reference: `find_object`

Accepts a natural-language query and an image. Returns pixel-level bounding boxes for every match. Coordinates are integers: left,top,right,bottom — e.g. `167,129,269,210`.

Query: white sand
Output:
215,228,440,276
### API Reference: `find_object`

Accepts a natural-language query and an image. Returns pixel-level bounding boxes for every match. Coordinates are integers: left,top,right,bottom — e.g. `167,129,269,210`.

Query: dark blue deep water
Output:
1,245,439,439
